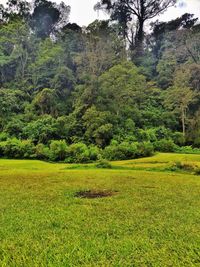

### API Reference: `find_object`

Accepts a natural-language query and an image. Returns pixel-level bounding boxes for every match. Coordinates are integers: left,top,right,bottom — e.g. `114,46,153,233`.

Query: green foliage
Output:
35,143,50,160
0,138,35,159
97,62,147,114
154,139,177,152
169,161,197,172
83,106,113,147
5,118,25,138
22,140,36,158
49,140,68,161
0,9,200,158
136,142,154,157
23,116,59,144
95,159,112,169
103,142,137,160
103,141,154,161
0,132,9,141
1,138,24,158
65,143,100,163
175,146,200,154
33,88,58,116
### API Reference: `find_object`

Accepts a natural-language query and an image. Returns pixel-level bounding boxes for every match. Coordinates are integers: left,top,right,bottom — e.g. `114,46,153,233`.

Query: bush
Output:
175,146,200,155
22,140,36,158
2,138,25,158
195,168,200,175
0,132,9,141
23,115,59,144
49,140,68,161
5,119,25,138
88,145,101,161
103,142,138,161
35,143,50,160
169,161,197,172
95,159,112,169
0,138,154,162
0,138,35,159
171,132,185,146
136,142,154,157
103,141,154,161
0,141,7,157
65,143,91,163
136,129,157,142
154,127,172,140
153,139,177,152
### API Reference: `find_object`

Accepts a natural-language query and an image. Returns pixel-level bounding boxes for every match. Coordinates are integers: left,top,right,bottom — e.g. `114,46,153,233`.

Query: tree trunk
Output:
133,18,145,58
181,106,186,136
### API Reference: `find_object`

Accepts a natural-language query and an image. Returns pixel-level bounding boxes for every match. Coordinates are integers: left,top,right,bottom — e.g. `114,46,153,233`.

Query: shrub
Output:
65,143,91,163
170,161,197,172
136,142,154,157
195,168,200,175
95,160,112,169
23,115,59,144
88,145,101,161
175,146,200,155
22,140,36,158
136,129,157,143
0,141,7,157
153,139,177,152
103,142,138,161
5,119,25,138
49,140,68,161
171,132,185,146
35,143,50,160
154,127,172,140
0,138,36,159
0,132,9,141
2,138,24,158
103,141,154,161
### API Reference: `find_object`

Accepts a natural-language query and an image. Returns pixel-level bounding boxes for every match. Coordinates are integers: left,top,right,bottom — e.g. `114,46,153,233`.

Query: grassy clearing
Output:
0,153,200,266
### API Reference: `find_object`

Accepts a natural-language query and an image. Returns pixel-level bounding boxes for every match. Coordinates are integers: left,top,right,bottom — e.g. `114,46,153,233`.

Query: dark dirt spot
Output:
125,176,136,180
75,190,118,199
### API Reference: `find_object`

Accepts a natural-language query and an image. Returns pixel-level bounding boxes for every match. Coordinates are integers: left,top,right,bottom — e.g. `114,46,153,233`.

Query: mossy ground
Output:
0,153,200,266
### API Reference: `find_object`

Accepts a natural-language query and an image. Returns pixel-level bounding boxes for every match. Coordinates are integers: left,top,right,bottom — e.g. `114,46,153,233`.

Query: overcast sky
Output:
1,0,200,26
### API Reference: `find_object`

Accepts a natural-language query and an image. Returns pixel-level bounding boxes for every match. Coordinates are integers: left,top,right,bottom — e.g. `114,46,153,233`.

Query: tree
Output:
95,0,176,55
30,39,64,90
1,0,31,21
164,68,197,137
23,115,59,144
97,62,148,114
0,88,24,128
0,19,32,84
33,88,58,116
83,105,113,147
74,20,125,80
30,0,70,38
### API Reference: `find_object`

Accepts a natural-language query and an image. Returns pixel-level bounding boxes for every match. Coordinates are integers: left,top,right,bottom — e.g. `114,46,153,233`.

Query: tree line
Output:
0,0,200,162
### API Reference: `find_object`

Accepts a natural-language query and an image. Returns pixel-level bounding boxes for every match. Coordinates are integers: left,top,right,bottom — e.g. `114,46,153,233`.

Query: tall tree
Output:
0,0,31,21
164,67,197,137
95,0,177,55
31,0,70,38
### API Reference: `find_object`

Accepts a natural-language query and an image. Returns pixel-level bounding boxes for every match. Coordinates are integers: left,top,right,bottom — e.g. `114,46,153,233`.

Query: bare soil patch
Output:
75,190,117,199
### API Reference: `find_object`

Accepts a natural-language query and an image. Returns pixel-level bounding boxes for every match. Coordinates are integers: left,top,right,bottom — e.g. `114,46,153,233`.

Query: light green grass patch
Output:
0,154,200,266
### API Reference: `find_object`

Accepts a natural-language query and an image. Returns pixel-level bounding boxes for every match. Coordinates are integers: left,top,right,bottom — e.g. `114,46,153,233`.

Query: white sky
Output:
0,0,200,26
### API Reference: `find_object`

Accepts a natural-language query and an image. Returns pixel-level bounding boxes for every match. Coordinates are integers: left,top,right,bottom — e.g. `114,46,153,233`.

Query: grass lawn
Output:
0,153,200,266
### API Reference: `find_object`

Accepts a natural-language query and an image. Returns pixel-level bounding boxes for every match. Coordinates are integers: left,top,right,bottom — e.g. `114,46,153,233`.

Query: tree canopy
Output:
0,0,200,161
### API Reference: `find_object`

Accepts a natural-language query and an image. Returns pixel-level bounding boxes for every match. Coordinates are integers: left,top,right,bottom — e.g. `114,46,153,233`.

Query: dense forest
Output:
0,0,200,162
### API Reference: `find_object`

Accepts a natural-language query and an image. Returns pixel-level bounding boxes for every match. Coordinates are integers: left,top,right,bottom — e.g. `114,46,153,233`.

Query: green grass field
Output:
0,153,200,266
